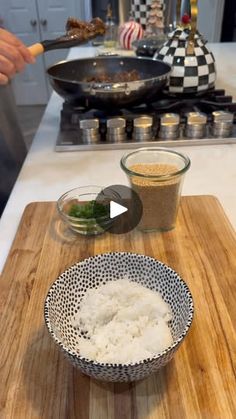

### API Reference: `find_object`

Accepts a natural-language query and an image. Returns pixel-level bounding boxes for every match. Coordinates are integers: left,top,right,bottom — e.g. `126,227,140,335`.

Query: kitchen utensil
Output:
44,252,194,382
28,37,89,58
154,0,216,94
47,56,171,108
28,17,106,57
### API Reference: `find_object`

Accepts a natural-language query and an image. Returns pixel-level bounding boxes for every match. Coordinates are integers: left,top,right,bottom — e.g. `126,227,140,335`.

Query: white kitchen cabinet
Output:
1,0,85,105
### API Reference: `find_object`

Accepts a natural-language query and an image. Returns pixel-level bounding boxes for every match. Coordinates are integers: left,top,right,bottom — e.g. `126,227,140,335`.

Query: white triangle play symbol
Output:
110,201,128,219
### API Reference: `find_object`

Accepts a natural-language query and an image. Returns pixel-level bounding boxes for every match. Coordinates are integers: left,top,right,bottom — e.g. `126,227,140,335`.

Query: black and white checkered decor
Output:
154,28,216,94
131,0,152,29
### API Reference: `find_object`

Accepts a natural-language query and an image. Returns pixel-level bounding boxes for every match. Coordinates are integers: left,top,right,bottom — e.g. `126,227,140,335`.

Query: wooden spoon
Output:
28,17,106,57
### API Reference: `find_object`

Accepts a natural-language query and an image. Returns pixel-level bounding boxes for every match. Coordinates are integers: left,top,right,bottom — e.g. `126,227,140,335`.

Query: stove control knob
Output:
185,112,207,138
133,116,153,141
159,113,180,140
80,119,100,143
107,118,126,142
80,119,99,129
212,111,234,137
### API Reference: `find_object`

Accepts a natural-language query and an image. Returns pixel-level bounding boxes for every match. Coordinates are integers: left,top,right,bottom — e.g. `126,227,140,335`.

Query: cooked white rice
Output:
71,279,173,364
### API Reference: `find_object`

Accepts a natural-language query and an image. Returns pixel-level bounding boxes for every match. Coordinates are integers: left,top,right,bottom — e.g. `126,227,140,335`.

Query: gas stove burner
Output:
56,89,236,151
149,89,236,116
63,89,235,113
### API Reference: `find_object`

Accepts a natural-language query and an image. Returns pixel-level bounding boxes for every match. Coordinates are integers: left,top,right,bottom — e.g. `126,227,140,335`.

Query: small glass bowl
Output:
57,186,113,236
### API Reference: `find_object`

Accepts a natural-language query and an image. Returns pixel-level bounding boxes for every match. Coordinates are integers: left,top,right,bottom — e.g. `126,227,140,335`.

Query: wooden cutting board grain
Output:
0,196,235,419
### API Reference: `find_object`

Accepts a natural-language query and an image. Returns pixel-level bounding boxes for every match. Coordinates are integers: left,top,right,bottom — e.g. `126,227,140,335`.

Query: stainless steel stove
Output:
56,89,236,151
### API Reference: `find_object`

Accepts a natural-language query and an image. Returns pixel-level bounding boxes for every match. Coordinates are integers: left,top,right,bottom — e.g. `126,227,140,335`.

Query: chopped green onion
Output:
68,200,109,219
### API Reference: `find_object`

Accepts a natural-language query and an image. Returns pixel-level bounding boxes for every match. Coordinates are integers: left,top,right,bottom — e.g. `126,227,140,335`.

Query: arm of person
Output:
0,28,35,85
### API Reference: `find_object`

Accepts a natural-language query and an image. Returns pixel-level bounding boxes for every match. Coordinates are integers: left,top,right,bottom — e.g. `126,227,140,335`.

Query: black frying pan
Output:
47,56,171,108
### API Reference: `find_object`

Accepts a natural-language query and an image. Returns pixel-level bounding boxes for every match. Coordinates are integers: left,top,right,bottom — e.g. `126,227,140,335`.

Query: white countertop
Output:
0,43,236,273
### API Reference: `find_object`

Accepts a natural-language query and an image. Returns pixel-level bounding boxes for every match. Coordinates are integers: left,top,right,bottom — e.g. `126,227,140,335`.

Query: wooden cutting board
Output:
0,196,235,419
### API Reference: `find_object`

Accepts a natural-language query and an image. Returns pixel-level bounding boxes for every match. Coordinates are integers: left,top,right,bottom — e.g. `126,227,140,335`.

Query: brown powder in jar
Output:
129,163,182,231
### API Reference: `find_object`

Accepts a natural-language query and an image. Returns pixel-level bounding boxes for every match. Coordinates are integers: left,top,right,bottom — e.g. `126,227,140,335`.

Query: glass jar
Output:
103,4,117,49
121,147,190,232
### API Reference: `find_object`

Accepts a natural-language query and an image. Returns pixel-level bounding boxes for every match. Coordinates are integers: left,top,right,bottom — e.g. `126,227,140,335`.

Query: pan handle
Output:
88,82,132,96
28,43,44,57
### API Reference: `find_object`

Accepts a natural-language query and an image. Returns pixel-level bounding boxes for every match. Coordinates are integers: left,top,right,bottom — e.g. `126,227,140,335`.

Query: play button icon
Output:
96,184,143,234
110,201,128,219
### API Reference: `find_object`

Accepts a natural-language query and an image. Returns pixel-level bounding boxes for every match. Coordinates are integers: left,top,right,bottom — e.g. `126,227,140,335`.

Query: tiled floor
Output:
17,105,46,150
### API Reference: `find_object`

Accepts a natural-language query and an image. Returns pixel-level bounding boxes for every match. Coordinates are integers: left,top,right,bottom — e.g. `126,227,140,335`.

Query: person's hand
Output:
0,28,35,85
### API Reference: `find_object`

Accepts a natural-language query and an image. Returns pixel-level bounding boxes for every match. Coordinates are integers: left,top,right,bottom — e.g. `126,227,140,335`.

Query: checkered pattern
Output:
131,0,152,29
154,28,216,94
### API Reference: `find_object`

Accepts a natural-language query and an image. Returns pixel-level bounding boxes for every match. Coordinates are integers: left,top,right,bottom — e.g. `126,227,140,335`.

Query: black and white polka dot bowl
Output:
44,252,194,382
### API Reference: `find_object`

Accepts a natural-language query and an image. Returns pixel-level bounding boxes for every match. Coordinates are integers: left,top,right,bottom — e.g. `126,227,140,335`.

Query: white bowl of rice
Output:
44,252,194,382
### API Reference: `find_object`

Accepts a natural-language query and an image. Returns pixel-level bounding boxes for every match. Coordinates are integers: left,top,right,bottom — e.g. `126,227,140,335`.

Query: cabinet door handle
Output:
30,19,37,27
40,19,47,26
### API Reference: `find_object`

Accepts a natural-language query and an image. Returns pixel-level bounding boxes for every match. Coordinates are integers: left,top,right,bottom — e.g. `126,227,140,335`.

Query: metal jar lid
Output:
185,112,207,138
159,113,180,139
